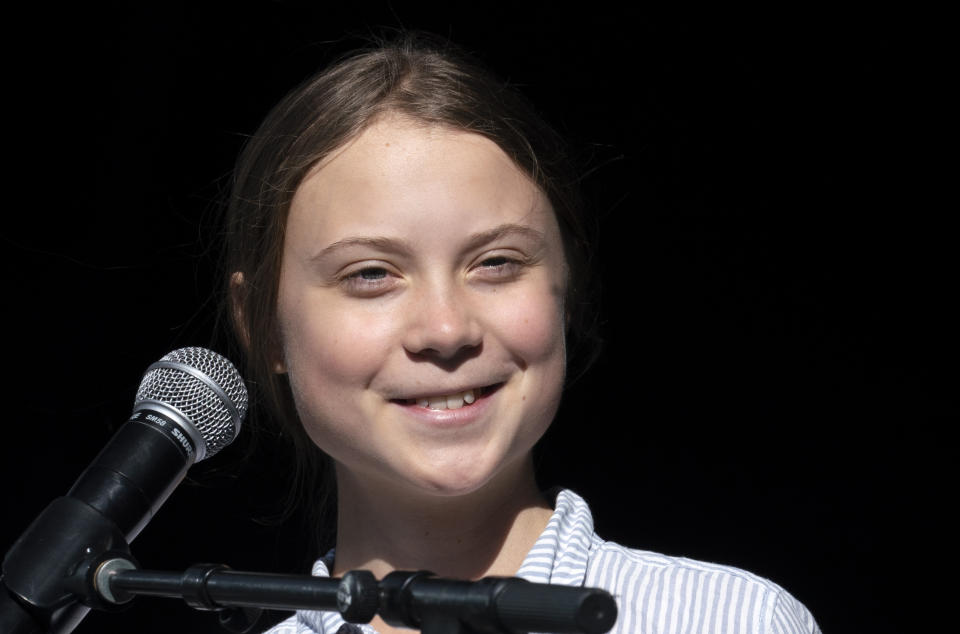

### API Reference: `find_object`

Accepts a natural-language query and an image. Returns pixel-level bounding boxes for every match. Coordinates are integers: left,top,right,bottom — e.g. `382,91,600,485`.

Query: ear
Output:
231,272,287,374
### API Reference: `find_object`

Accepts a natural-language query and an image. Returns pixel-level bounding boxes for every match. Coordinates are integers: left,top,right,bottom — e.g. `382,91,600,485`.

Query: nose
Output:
402,280,483,362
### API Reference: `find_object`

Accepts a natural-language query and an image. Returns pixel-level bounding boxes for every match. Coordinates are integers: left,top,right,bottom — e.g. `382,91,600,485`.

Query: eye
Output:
473,254,524,280
355,267,387,281
480,256,511,268
339,265,398,296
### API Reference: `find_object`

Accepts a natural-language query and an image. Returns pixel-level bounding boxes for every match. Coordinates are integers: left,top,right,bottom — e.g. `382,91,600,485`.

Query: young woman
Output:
225,34,820,634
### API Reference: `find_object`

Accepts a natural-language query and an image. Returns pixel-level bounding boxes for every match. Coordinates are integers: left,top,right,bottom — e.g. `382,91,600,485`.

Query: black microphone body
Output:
66,409,198,540
1,348,246,634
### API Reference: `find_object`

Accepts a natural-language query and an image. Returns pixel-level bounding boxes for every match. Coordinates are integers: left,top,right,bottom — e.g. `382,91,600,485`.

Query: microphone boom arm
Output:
93,557,617,634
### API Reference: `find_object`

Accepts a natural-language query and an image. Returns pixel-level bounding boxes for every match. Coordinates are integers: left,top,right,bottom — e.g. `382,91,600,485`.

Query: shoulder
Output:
585,538,820,634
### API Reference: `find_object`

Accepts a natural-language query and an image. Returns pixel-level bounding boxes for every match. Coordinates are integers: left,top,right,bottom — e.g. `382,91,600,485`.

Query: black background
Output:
3,3,954,633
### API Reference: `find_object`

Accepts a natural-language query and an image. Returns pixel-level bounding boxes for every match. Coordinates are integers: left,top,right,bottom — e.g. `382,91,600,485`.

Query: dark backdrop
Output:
3,4,953,633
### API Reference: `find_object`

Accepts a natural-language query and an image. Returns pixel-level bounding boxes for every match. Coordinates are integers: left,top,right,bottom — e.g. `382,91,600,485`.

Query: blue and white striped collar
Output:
516,488,594,586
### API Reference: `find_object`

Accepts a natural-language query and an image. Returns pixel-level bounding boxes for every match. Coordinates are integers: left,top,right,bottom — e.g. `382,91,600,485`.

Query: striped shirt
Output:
264,489,820,633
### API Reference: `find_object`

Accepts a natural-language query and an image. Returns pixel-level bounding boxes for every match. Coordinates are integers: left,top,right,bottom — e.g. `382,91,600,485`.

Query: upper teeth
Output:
416,389,478,410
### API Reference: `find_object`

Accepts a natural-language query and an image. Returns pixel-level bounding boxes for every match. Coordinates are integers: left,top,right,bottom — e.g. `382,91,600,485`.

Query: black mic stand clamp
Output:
84,557,264,634
76,556,295,634
1,497,135,634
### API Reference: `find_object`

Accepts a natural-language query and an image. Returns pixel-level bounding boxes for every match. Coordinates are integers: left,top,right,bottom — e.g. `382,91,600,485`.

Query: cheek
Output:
491,286,567,366
495,287,567,451
277,295,395,404
277,299,399,457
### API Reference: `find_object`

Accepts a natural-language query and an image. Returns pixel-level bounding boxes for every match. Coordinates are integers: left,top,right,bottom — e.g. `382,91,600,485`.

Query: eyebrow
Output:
310,223,546,262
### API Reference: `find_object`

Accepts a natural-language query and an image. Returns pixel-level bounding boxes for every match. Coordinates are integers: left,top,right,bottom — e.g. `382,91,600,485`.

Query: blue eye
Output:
340,266,396,296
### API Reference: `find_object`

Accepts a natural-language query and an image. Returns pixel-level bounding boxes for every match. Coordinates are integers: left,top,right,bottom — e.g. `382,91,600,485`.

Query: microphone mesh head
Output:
134,347,248,459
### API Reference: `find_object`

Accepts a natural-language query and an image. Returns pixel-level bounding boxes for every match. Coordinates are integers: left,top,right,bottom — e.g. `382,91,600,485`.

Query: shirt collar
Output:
515,488,594,585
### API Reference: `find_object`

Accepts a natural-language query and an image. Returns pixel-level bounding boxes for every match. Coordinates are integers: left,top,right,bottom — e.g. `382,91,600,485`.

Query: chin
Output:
410,473,493,498
395,447,531,500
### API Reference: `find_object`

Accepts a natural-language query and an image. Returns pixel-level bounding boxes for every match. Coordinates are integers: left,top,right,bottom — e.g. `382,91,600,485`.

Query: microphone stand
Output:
75,554,618,634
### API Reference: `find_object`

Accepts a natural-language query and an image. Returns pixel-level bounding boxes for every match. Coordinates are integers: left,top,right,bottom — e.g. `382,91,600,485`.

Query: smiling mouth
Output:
395,384,502,411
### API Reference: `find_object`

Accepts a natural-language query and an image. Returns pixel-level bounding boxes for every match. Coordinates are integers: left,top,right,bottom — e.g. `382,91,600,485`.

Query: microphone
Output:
1,347,248,633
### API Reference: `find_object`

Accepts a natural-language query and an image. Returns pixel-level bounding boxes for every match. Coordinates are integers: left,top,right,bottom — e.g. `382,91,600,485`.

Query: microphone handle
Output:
2,408,196,631
67,408,197,540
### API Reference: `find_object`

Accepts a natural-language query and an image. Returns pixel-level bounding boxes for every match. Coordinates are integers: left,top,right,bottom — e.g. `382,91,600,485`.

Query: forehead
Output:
288,117,557,240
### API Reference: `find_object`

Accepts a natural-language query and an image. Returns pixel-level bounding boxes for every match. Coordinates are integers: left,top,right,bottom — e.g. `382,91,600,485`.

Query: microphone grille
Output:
135,347,248,459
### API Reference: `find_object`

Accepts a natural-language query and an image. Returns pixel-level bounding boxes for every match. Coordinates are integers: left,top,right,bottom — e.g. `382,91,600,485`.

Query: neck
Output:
330,456,552,580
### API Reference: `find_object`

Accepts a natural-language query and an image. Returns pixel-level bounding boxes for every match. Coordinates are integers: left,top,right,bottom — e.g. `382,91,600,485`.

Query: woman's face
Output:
275,116,567,498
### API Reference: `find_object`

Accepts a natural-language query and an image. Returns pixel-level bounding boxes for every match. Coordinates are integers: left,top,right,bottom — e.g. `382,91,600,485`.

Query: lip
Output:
390,383,503,427
393,382,502,403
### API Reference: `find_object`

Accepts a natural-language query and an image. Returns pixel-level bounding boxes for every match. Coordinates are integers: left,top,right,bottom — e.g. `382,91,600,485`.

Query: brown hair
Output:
224,33,599,541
